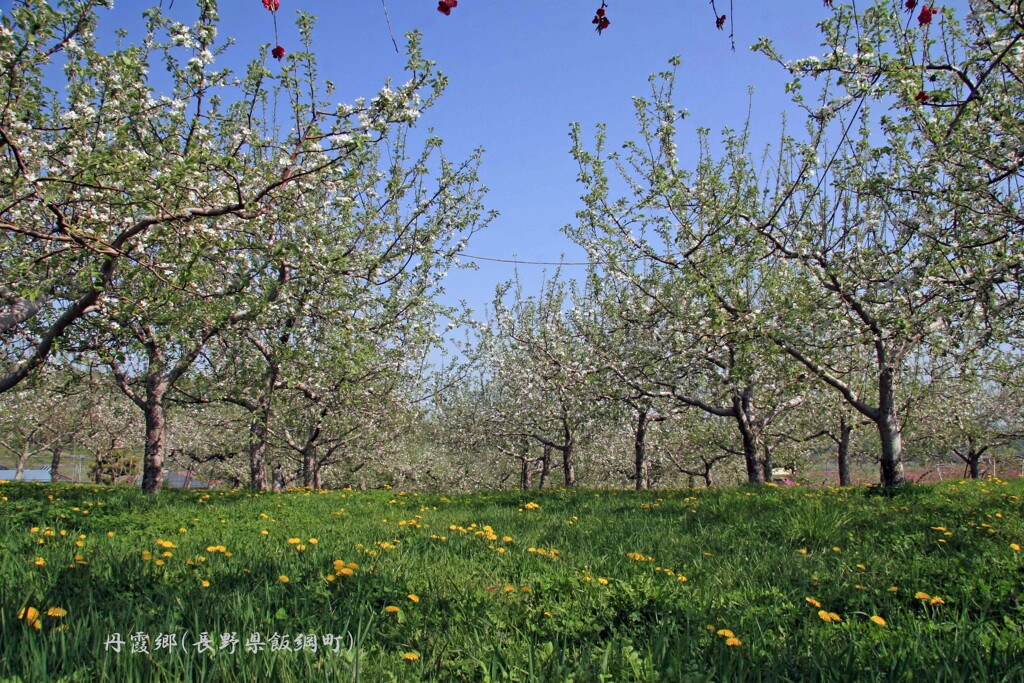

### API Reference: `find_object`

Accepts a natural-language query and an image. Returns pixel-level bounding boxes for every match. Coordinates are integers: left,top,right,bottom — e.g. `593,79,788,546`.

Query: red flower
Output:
272,45,286,60
914,90,930,103
918,5,935,24
823,0,833,6
262,0,279,12
905,0,917,10
596,8,605,16
437,0,457,15
716,14,727,30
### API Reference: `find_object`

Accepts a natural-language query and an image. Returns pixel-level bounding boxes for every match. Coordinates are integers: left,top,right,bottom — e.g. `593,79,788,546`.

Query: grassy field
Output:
2,479,1023,682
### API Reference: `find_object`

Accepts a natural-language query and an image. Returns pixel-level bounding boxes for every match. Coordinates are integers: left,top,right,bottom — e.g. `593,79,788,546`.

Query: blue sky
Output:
1,1,894,318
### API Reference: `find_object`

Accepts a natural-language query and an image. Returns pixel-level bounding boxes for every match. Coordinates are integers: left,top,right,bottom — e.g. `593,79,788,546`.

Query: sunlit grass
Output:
1,478,1022,681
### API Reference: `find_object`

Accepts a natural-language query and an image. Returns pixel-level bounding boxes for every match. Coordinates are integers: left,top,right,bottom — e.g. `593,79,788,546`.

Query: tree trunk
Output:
761,442,774,483
141,383,168,494
15,442,31,480
312,461,323,490
634,408,650,490
302,445,316,488
876,368,907,487
837,416,852,486
520,458,533,490
734,390,764,484
562,444,576,488
539,445,551,489
248,410,270,492
49,444,63,482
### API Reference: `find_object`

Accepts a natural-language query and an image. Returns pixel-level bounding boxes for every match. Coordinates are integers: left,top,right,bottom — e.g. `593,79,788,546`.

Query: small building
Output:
0,469,52,482
132,471,212,489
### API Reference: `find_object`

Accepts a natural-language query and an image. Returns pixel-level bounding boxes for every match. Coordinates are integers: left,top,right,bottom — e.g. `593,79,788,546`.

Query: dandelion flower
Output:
34,557,46,566
929,596,945,605
18,607,41,630
1011,543,1020,552
805,597,822,608
716,629,735,638
408,594,420,603
201,580,210,588
818,610,841,623
914,591,931,600
385,606,400,614
887,586,899,593
797,548,808,554
597,578,609,585
279,575,289,583
725,637,742,647
870,615,887,626
287,538,300,545
402,652,420,661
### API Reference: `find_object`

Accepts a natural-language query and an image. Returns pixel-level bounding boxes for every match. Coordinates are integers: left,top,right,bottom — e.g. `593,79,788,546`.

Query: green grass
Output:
1,478,1023,682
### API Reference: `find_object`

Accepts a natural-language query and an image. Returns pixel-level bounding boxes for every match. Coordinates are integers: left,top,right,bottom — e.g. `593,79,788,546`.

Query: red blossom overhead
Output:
592,3,610,34
437,0,458,15
914,90,930,103
716,14,727,30
272,44,286,60
262,0,279,12
905,0,918,10
823,0,833,7
918,5,936,24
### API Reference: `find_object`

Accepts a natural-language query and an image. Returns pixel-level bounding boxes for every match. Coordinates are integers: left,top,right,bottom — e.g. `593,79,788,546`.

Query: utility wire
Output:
459,253,646,267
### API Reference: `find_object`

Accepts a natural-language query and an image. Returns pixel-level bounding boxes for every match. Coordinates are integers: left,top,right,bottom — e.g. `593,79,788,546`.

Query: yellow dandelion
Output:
832,547,841,552
818,610,841,623
18,607,41,630
308,538,318,544
597,578,609,586
340,567,354,577
34,557,45,567
521,586,532,593
504,585,516,593
856,564,867,570
930,596,945,605
678,575,688,582
287,538,300,545
260,529,269,535
385,605,400,614
1011,543,1021,552
805,597,822,608
797,548,808,554
870,615,887,626
725,637,742,647
914,591,931,600
408,594,420,603
201,580,210,588
402,652,420,661
887,586,899,593
46,607,67,618
154,560,165,566
716,629,735,638
279,575,289,583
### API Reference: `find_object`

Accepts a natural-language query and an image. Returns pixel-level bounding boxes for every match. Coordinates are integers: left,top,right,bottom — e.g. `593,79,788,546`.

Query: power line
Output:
459,253,646,267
